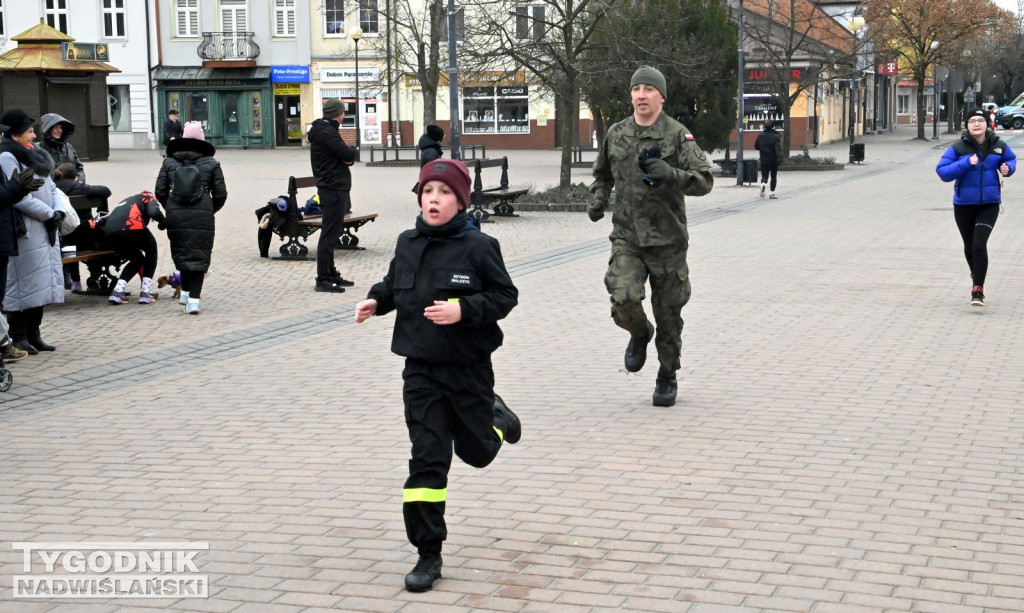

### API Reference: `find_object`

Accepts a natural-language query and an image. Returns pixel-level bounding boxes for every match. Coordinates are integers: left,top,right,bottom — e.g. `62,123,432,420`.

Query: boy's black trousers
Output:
401,358,504,554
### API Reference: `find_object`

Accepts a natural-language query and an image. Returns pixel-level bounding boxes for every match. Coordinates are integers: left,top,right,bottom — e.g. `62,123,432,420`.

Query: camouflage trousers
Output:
604,239,691,375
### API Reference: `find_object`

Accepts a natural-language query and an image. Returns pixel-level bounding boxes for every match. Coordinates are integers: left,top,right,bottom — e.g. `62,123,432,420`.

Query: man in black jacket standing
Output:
308,98,359,293
162,109,183,146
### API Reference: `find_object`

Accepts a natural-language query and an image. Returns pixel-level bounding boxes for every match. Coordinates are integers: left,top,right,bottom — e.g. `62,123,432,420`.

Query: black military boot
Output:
652,373,677,407
624,320,654,372
493,394,521,444
405,552,443,592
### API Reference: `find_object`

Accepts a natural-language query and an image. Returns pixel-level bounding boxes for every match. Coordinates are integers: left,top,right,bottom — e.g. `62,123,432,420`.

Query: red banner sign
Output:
877,61,899,75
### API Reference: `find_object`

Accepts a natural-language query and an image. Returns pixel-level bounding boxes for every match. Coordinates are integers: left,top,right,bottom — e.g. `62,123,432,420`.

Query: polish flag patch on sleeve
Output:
685,133,695,141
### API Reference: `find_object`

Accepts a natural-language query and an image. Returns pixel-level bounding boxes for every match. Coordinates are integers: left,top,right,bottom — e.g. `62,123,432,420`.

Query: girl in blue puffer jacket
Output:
936,107,1016,307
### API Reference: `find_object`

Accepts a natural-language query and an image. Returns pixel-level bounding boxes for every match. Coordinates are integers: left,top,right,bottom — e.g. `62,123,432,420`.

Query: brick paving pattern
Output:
1,131,1023,612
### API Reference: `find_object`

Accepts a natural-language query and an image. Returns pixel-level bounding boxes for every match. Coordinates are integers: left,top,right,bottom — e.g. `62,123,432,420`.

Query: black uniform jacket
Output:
368,212,518,366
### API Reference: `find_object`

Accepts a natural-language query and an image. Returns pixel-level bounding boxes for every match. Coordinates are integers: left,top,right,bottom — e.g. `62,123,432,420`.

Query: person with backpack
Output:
154,121,227,315
95,191,166,305
936,107,1016,307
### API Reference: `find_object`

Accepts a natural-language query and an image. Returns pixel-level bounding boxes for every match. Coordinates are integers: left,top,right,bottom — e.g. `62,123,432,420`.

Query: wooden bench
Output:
571,146,598,168
267,176,378,260
61,249,127,295
468,157,529,222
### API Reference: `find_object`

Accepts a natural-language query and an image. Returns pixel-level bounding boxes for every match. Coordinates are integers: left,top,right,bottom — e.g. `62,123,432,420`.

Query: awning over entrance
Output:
152,66,271,81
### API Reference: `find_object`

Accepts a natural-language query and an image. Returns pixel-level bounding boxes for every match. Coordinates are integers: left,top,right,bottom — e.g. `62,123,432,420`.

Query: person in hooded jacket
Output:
936,107,1016,307
308,98,358,293
0,109,66,355
53,162,112,292
37,113,85,183
154,121,227,315
0,119,44,363
754,120,783,199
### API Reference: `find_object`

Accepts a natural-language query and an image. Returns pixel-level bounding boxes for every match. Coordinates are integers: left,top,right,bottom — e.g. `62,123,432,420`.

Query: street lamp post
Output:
351,27,363,155
848,14,865,163
735,0,745,186
930,40,940,140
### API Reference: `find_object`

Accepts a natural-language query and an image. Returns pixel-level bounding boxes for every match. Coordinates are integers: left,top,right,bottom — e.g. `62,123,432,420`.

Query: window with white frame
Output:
515,5,544,41
274,0,295,36
175,0,199,37
221,0,248,32
325,0,345,35
441,8,464,42
897,94,910,115
102,0,126,38
45,0,69,34
108,85,132,132
359,0,378,34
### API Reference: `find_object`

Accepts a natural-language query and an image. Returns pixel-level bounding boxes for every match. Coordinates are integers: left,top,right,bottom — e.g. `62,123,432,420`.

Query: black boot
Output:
14,340,38,355
493,394,521,444
405,553,442,592
26,308,54,351
27,335,55,352
652,374,677,407
624,320,654,372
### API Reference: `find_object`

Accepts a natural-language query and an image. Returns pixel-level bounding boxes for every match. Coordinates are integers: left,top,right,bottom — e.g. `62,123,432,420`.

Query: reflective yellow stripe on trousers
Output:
403,488,447,503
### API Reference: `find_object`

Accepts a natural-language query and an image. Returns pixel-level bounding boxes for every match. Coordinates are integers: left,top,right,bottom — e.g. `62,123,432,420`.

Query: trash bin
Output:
742,159,758,184
850,143,865,163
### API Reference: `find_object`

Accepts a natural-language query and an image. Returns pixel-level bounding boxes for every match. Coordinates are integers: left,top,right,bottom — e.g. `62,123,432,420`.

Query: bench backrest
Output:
69,194,108,214
471,157,509,202
287,176,317,208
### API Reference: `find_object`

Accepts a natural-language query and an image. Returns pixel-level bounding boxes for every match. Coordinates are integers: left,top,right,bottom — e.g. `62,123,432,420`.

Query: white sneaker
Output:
184,299,200,315
769,192,777,199
178,291,189,306
760,183,766,198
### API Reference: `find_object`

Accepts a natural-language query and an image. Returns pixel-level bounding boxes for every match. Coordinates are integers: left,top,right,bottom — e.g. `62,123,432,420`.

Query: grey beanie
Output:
630,66,667,98
322,97,345,117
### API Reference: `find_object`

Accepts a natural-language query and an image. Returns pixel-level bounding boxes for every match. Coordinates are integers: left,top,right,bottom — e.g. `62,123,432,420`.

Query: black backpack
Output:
170,159,205,204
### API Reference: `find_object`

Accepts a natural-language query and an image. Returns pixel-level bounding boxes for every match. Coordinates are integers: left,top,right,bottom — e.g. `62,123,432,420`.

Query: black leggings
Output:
953,203,999,287
105,229,158,283
759,159,779,191
180,271,205,299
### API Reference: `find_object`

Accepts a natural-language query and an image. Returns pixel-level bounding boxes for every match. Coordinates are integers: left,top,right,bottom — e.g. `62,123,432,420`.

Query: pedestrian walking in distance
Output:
354,159,521,593
588,65,715,407
936,107,1016,307
754,120,782,199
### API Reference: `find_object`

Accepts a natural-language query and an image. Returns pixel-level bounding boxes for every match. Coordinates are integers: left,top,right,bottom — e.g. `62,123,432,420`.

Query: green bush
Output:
782,146,837,167
518,182,592,203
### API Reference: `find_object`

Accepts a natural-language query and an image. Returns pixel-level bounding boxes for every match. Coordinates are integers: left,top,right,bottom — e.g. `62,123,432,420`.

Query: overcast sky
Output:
994,0,1020,13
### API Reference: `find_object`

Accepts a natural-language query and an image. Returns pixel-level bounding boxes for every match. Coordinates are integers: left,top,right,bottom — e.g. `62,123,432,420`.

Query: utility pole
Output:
447,0,461,159
736,0,745,186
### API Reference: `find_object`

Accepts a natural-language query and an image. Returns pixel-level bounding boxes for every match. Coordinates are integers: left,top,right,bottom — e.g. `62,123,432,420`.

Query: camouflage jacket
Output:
591,113,714,248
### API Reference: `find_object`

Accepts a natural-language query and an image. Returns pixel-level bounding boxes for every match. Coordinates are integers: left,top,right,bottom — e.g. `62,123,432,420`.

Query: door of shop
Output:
223,92,243,147
275,95,302,146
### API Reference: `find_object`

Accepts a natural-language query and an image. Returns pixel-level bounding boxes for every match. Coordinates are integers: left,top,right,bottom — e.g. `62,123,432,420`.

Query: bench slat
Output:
297,213,379,226
61,250,117,265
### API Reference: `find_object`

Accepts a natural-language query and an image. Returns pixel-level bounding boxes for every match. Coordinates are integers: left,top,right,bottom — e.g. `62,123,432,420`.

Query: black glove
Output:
14,167,45,192
44,215,60,246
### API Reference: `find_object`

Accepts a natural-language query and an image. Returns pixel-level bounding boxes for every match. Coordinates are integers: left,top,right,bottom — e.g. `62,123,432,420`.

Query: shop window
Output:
359,0,379,34
45,0,69,34
107,85,131,132
186,92,210,126
321,91,356,128
175,0,199,37
221,0,248,32
324,0,346,36
274,0,295,36
463,86,529,134
102,0,126,38
897,94,910,114
441,8,464,42
515,5,545,41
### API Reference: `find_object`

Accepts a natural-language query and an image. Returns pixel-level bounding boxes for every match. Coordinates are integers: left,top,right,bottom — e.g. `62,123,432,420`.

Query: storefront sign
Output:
62,42,109,61
877,60,899,75
271,65,311,83
320,67,381,83
274,83,302,95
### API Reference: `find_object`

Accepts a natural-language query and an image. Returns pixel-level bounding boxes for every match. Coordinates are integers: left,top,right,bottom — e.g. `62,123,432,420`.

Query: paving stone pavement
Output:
2,129,1023,612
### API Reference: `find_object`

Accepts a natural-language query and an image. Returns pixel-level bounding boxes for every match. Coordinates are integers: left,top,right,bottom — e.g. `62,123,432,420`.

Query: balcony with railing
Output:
198,32,260,64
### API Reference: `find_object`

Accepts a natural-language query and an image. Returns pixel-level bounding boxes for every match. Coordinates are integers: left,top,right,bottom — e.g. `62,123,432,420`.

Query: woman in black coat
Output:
153,122,227,315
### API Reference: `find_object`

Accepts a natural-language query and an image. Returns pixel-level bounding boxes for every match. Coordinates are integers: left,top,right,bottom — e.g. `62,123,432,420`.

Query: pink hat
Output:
183,121,205,141
417,159,472,210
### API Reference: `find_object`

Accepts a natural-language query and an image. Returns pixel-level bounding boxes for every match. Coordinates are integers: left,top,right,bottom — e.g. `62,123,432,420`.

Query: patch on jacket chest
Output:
448,272,474,287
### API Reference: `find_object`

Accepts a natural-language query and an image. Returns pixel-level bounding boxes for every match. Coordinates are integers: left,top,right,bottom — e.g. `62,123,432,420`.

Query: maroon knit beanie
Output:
417,159,472,210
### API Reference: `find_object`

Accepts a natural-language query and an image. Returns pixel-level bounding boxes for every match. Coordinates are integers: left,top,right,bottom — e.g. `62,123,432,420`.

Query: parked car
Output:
997,106,1024,129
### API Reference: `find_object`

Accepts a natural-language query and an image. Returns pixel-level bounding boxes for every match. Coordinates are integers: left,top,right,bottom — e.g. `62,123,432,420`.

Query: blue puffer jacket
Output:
936,130,1016,205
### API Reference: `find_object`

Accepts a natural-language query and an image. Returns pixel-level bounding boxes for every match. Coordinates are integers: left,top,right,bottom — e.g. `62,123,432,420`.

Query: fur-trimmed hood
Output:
0,138,55,176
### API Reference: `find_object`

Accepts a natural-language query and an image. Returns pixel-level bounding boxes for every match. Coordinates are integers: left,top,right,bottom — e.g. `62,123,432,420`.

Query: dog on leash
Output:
157,272,182,298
